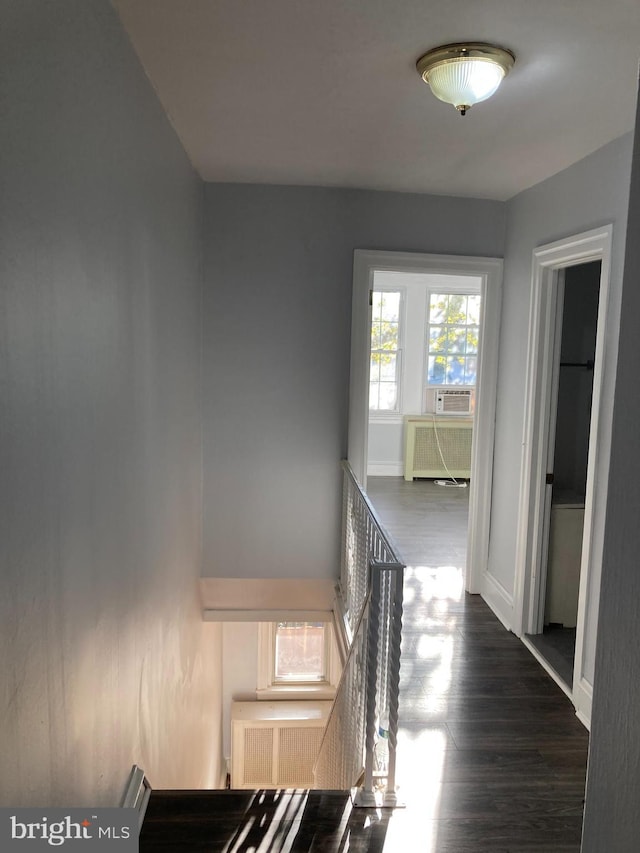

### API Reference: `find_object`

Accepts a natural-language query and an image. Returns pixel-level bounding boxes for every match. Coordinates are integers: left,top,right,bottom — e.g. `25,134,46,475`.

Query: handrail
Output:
341,461,404,558
314,461,405,805
339,460,404,635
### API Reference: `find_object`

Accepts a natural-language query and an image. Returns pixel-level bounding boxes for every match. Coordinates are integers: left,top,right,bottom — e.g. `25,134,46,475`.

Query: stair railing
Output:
314,461,404,806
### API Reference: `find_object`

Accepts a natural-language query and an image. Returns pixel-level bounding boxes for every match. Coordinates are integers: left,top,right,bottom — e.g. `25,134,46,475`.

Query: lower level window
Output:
257,621,339,698
274,622,327,683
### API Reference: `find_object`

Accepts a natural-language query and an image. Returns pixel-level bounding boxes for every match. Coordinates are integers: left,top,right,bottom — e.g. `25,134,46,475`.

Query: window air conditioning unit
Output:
435,388,473,415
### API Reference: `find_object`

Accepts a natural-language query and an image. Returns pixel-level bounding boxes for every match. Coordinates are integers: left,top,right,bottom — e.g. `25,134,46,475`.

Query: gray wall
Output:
0,1,223,806
488,133,633,637
202,184,505,579
582,83,640,853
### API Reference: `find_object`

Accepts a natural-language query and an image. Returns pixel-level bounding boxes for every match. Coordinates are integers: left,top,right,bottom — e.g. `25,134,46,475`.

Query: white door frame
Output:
513,225,613,726
348,249,503,594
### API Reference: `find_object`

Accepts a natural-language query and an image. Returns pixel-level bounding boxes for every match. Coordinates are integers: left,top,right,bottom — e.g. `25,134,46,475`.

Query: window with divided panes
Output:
426,292,480,387
369,290,403,413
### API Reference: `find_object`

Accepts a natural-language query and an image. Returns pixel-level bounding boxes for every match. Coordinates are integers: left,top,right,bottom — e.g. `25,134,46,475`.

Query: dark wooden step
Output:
139,789,384,852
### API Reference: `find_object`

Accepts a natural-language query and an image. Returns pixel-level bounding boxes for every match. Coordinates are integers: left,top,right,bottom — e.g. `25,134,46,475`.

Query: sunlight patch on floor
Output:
405,565,465,602
383,727,447,852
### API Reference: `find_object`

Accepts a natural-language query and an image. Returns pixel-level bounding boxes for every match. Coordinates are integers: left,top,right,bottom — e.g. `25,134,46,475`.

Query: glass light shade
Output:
416,43,515,114
426,58,506,109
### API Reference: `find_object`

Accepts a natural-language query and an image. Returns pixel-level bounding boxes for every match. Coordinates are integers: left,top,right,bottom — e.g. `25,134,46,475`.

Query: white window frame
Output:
369,285,406,420
256,621,340,701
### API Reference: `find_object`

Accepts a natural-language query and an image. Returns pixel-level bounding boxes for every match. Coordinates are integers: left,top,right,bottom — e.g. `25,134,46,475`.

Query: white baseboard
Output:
575,707,591,730
367,462,404,477
481,571,514,631
573,675,592,730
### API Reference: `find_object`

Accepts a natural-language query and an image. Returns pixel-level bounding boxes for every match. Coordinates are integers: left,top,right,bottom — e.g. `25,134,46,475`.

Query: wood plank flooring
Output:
370,477,588,852
140,477,588,852
527,627,576,687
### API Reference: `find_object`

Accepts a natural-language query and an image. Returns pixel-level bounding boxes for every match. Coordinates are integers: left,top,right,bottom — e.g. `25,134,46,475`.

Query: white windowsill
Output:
256,685,337,701
369,414,403,425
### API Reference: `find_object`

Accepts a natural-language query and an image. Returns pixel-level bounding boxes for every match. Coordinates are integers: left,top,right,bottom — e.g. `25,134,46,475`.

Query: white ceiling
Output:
114,0,640,201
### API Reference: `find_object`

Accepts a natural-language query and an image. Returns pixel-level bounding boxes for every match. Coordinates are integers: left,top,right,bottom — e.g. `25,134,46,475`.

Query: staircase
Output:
138,463,406,851
139,788,389,852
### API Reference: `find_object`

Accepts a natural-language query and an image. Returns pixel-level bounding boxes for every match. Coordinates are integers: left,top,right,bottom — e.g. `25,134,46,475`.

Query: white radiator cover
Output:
230,700,331,789
404,415,473,481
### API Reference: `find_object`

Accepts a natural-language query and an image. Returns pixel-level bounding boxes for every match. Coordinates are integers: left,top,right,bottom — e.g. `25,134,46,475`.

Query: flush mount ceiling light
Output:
416,42,515,116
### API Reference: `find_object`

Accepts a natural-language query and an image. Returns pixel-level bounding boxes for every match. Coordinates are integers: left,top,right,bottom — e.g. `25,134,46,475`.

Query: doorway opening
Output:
514,225,615,727
525,261,601,688
367,272,481,576
348,250,503,595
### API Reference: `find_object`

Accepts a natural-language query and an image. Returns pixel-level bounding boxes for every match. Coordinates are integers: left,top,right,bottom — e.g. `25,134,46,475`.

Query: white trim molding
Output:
481,570,514,630
367,462,404,477
204,608,332,622
513,225,615,728
349,250,503,595
200,578,335,614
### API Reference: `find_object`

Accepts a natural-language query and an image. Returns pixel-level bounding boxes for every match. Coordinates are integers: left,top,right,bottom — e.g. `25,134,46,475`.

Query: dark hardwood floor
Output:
369,477,588,852
527,626,577,688
140,477,588,852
